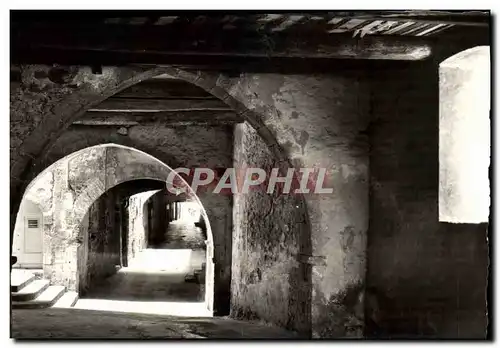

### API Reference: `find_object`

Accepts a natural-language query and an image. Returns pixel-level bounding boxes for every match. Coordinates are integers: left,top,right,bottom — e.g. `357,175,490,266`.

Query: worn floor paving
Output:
78,248,209,316
11,308,300,339
10,226,301,340
82,253,204,301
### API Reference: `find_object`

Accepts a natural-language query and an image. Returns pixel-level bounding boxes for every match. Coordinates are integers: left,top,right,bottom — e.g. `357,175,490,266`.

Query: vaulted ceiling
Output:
72,77,243,127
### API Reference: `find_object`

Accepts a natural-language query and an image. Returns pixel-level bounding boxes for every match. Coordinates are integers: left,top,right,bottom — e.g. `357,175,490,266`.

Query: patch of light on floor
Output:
73,299,212,317
70,248,211,318
126,249,193,273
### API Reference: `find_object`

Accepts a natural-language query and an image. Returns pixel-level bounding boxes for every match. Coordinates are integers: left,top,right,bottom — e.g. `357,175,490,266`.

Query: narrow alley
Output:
76,203,209,316
10,10,491,340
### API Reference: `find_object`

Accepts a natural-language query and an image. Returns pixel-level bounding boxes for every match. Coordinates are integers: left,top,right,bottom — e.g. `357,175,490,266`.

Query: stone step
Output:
53,291,79,308
11,270,36,292
11,279,50,302
12,286,66,309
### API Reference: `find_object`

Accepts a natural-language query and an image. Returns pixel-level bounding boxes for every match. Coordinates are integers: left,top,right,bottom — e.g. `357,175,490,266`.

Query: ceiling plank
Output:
382,21,415,35
271,15,305,32
328,18,367,33
399,22,433,36
424,24,456,37
319,11,490,27
416,24,449,37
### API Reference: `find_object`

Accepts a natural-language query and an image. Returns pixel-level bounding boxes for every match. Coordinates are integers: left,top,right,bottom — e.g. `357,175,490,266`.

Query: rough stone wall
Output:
77,189,122,294
221,73,370,337
195,192,232,315
128,191,158,261
232,122,310,334
24,170,55,215
86,190,121,292
77,211,89,294
368,61,488,338
104,146,171,189
42,125,233,180
68,147,106,197
148,191,167,246
43,161,80,289
10,65,161,243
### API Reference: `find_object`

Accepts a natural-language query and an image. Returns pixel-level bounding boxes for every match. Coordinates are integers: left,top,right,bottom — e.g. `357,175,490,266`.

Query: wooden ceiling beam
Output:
10,10,490,26
74,110,243,126
11,24,435,62
327,13,489,27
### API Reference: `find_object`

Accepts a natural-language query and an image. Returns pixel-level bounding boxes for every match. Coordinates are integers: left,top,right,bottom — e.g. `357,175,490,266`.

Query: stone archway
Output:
10,66,314,334
21,130,233,315
11,66,166,236
16,143,216,313
11,66,310,237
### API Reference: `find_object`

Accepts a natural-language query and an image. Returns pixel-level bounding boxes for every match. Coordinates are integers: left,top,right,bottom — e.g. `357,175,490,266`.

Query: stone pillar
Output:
201,194,232,316
294,77,369,338
224,73,370,337
103,189,120,273
151,191,167,244
121,197,129,267
44,160,79,290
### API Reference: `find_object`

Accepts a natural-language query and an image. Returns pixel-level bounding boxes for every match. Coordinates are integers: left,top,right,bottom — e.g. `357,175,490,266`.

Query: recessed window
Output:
439,46,490,224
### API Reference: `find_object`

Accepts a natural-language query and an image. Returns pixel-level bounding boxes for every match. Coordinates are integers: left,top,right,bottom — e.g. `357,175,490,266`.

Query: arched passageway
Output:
147,191,207,250
10,12,491,340
11,69,313,334
13,143,216,315
75,184,211,317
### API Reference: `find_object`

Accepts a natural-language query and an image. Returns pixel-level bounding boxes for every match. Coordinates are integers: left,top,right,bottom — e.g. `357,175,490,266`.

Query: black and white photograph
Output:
6,7,493,341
